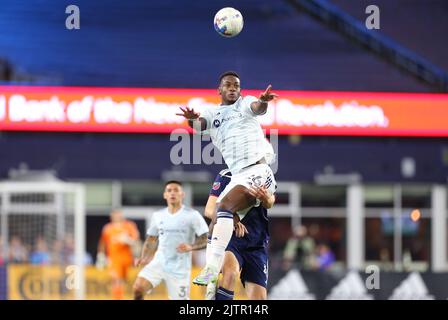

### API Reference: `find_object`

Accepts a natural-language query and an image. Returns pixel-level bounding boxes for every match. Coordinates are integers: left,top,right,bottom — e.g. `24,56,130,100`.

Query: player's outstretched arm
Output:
250,84,278,115
176,106,208,131
176,233,208,253
135,236,158,267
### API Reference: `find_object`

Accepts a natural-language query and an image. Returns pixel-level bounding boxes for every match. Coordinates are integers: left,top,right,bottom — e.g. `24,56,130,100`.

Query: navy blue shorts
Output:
226,241,269,289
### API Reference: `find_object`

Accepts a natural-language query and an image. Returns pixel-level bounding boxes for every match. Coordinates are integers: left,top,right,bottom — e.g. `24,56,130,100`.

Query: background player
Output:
217,186,274,300
97,209,140,300
177,71,278,286
204,143,276,300
132,181,209,300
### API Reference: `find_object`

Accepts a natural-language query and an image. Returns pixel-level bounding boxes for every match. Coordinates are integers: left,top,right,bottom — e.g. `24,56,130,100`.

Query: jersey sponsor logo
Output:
162,228,187,234
212,181,221,190
212,113,243,128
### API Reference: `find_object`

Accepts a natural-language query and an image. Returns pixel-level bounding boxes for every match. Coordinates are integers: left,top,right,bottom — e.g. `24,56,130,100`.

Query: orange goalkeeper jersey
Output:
101,220,139,264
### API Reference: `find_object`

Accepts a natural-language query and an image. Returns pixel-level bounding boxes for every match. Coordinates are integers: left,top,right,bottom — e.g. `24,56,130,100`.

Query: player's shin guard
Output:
208,210,234,271
216,287,234,300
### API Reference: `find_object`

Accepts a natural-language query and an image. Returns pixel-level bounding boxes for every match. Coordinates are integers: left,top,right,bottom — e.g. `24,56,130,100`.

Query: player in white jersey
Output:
132,181,209,300
177,71,278,287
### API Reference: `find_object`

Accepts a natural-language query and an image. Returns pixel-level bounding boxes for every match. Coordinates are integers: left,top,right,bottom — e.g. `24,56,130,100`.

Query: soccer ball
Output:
214,7,244,38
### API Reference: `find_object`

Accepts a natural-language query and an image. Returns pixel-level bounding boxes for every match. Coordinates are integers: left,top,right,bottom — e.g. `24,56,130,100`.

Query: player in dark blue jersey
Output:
203,169,275,300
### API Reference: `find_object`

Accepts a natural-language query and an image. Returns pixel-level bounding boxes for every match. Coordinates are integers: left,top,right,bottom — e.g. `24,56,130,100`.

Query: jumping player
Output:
177,71,278,286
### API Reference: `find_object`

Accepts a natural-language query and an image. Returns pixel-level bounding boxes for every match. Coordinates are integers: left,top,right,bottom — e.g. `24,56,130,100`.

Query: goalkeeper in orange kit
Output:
97,209,140,300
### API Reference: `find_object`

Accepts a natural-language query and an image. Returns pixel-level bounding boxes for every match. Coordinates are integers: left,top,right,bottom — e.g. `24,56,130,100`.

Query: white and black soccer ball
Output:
213,7,244,38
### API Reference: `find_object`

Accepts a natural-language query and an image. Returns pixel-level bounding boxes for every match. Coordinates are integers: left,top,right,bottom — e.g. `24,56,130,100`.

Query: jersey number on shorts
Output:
178,286,187,298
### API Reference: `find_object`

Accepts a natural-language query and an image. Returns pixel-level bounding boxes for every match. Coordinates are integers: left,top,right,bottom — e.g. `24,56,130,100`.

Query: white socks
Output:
207,210,234,271
205,235,212,263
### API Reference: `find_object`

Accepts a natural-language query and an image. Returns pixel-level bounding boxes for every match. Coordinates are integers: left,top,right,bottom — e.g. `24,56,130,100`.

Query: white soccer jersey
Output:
263,139,276,166
200,95,268,174
146,205,208,277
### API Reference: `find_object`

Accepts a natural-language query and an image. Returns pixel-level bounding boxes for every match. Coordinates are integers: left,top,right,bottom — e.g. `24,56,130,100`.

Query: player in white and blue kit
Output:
132,181,209,300
177,72,278,287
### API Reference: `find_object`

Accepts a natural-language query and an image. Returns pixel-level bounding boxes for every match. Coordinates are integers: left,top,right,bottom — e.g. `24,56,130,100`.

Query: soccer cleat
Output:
205,282,217,300
192,265,218,286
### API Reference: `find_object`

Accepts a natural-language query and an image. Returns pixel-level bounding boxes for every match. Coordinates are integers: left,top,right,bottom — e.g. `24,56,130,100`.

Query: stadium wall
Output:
5,264,448,300
268,267,448,300
5,265,247,300
0,133,447,183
